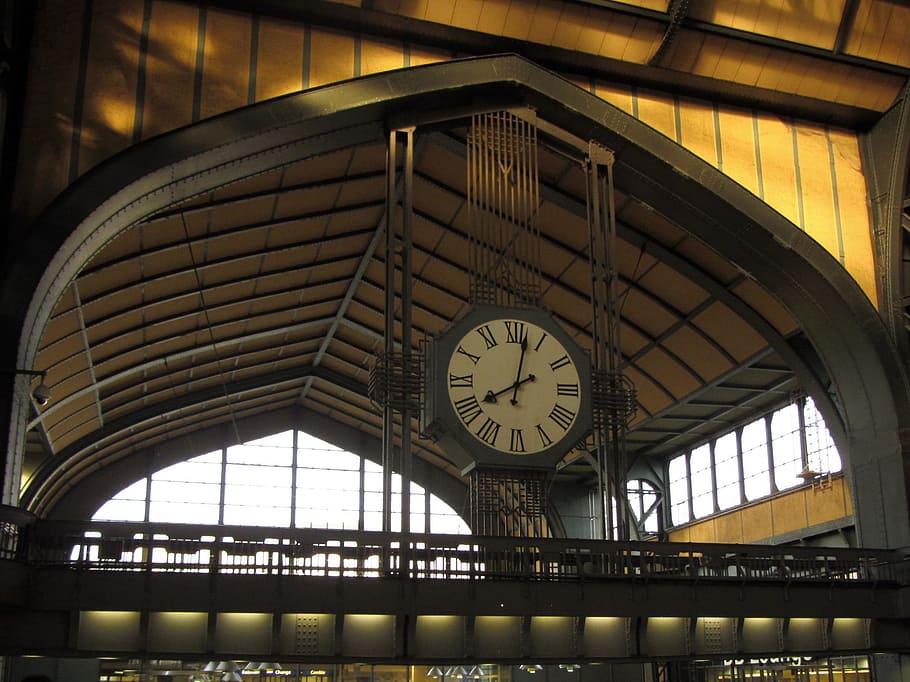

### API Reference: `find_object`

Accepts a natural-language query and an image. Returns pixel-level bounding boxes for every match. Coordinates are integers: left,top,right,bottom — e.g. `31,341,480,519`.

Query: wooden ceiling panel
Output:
85,226,143,269
43,350,91,392
79,288,143,329
48,408,101,451
618,200,687,247
345,301,385,338
85,307,150,350
420,142,467,197
636,346,702,399
472,0,509,35
210,167,286,203
620,287,680,338
205,196,277,236
733,278,798,336
550,256,592,305
692,301,766,362
410,285,463,332
141,214,202,249
93,333,192,377
636,262,710,314
661,326,735,382
691,0,845,50
623,365,672,417
129,246,193,283
346,142,386,175
273,185,343,220
326,338,373,374
281,149,355,187
620,323,650,358
414,175,463,225
308,380,374,416
37,310,82,363
77,261,147,302
601,14,664,64
551,1,588,53
541,236,585,283
335,174,384,206
672,236,742,285
324,205,383,238
203,227,271,263
846,0,910,67
195,253,267,287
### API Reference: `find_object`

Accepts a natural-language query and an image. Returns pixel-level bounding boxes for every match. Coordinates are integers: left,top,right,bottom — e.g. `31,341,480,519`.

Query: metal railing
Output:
2,506,908,584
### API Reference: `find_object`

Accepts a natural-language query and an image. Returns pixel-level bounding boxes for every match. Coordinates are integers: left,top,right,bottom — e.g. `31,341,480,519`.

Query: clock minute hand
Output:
510,335,528,405
483,374,536,403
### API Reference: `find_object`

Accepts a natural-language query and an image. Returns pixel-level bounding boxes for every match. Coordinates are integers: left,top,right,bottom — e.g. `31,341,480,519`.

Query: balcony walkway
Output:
1,509,908,662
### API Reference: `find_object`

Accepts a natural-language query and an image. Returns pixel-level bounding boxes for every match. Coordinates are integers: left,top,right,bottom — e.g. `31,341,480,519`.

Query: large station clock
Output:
424,306,592,471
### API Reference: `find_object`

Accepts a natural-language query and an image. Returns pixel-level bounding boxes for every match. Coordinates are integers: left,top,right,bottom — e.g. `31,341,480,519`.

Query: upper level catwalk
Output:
1,507,909,662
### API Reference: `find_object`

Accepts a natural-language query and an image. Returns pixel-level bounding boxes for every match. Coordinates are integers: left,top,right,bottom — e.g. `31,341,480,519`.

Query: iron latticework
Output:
466,110,542,307
592,369,637,430
586,143,637,540
369,351,424,412
469,468,549,537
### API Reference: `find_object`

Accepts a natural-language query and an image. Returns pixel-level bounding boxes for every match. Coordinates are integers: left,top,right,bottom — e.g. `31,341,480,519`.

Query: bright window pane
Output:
94,498,146,522
771,403,802,490
627,479,658,534
714,432,741,511
804,396,842,474
668,454,689,525
92,429,469,534
689,444,713,518
742,419,771,501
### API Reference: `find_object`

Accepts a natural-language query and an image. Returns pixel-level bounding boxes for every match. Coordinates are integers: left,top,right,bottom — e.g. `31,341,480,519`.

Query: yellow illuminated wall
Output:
15,0,877,305
668,475,853,544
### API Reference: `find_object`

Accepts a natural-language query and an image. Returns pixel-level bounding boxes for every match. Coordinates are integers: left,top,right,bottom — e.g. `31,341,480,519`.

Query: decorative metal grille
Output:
369,351,424,411
469,468,549,537
466,110,542,307
592,369,637,429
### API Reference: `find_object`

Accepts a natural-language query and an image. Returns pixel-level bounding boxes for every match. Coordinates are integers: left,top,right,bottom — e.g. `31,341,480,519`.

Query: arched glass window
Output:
93,430,470,535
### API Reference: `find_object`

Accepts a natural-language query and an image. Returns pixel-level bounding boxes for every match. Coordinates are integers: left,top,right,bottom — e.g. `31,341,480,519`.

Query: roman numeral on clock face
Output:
454,395,482,425
505,320,526,344
548,403,576,430
557,382,579,396
449,373,473,388
549,354,571,371
510,428,526,453
476,417,501,446
456,345,481,364
476,324,498,349
536,424,553,447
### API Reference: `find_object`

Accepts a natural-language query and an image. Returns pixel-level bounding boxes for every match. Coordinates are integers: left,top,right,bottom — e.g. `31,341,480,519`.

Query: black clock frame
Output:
423,305,593,472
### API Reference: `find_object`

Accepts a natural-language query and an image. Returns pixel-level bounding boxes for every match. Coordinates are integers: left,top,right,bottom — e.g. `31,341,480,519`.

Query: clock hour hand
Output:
483,374,536,403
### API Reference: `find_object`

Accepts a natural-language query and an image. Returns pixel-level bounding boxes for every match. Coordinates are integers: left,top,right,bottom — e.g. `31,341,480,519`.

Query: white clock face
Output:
446,318,582,455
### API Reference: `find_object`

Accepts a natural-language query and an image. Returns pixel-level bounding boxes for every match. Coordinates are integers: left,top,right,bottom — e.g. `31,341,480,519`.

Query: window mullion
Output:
764,416,778,494
685,451,694,523
709,440,719,514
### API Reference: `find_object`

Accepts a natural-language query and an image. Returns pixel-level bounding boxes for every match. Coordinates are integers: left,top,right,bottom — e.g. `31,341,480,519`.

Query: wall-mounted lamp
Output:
0,368,50,406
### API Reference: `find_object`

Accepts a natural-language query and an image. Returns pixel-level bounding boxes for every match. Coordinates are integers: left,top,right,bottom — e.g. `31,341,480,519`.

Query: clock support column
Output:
586,144,637,540
371,127,421,550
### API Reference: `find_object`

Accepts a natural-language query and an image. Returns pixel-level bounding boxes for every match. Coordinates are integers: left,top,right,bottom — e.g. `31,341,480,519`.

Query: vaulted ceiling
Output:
14,0,910,515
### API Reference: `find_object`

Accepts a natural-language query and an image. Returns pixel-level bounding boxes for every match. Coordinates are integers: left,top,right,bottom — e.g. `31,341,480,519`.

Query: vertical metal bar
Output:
400,127,415,569
586,150,610,541
290,428,298,528
382,129,397,535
